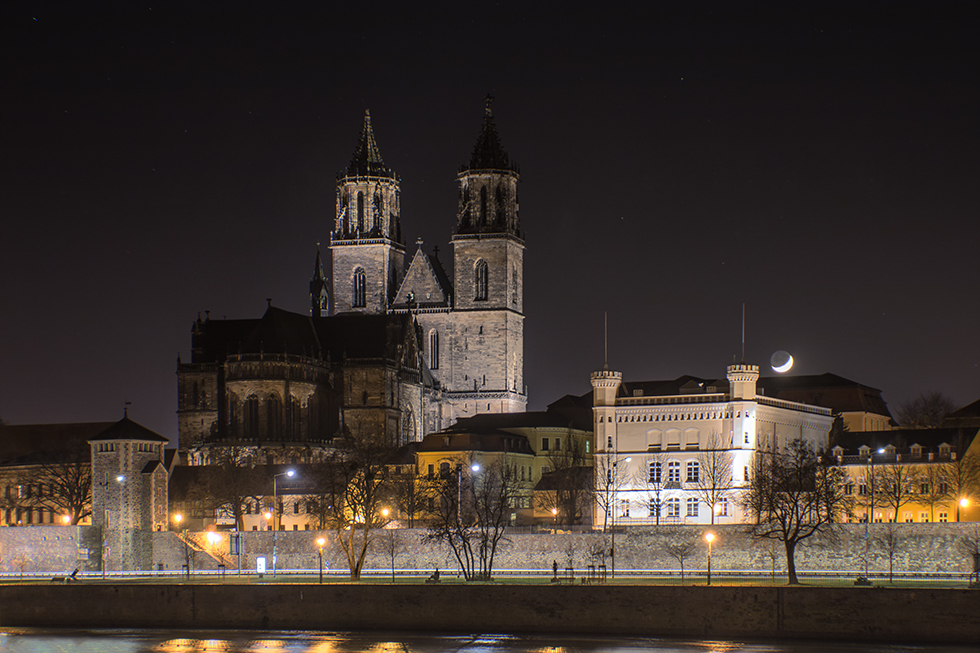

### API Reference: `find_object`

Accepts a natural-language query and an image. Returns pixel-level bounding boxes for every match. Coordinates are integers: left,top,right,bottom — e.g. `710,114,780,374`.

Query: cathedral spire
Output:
465,94,517,173
346,109,395,179
310,244,330,317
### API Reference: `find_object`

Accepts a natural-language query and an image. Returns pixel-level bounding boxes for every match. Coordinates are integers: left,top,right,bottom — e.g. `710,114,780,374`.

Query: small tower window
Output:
429,330,440,370
480,186,488,225
475,260,488,301
353,268,367,308
356,192,365,233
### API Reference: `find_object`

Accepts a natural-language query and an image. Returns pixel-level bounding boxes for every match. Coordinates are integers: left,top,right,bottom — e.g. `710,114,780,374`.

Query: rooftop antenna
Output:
123,400,132,419
741,302,746,364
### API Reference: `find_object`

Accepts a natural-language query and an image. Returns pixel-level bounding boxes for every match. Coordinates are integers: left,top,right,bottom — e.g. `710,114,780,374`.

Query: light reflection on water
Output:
0,630,974,653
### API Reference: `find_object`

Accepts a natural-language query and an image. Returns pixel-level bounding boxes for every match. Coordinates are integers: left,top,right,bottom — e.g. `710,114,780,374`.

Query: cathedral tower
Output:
447,97,526,419
330,110,405,315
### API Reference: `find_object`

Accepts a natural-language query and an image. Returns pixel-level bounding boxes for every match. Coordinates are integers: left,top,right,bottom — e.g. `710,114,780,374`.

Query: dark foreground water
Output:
0,630,974,653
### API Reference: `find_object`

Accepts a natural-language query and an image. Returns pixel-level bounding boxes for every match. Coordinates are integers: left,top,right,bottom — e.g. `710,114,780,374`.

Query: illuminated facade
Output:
591,364,835,526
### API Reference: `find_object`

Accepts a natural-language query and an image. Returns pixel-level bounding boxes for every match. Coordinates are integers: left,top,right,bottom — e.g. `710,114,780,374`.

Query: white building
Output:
591,363,835,526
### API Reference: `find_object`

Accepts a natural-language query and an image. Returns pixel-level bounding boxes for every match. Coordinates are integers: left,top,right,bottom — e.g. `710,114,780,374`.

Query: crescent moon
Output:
773,354,794,373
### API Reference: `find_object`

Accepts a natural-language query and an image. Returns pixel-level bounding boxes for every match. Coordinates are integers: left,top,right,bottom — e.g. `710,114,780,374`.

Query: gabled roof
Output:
392,244,454,309
463,97,517,173
313,312,418,363
343,110,396,179
242,306,322,357
446,407,592,434
417,430,535,456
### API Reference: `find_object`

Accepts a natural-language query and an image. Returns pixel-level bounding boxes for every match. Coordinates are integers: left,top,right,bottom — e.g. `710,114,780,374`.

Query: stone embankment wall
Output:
0,584,977,645
2,523,978,576
192,523,980,576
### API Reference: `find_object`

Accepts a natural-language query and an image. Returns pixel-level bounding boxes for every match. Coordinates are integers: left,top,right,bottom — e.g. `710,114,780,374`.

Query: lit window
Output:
686,497,699,517
686,461,700,483
666,498,680,518
667,461,680,483
649,461,661,484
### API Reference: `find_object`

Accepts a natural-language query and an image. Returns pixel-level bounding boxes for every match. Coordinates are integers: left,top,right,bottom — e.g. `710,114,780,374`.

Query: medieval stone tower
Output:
324,98,527,434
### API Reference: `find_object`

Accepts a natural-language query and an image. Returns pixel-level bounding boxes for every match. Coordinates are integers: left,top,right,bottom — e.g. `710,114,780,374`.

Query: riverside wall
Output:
0,583,977,645
2,523,978,577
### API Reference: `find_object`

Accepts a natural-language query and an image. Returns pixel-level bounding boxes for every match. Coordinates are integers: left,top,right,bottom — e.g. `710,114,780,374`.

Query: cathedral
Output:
177,100,527,463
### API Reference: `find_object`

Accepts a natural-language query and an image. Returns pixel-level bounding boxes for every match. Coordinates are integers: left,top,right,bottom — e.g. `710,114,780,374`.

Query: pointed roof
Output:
242,305,322,356
88,416,169,443
392,241,454,309
344,110,396,179
464,95,517,173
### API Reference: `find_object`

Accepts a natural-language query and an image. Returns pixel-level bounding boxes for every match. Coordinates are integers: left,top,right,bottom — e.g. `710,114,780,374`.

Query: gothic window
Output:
480,186,488,225
267,393,282,439
373,192,382,231
475,260,488,301
288,395,301,439
495,184,505,224
243,395,259,438
429,330,439,370
356,192,365,232
402,408,415,443
353,268,367,307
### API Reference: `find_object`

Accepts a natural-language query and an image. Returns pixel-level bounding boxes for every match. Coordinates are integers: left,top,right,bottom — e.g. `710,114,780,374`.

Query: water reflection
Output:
0,630,975,653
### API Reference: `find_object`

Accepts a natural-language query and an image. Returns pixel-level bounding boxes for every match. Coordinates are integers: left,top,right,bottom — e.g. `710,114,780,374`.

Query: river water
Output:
0,630,974,653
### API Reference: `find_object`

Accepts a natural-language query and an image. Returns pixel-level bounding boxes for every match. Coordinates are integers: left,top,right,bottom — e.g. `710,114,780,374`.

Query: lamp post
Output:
456,463,480,524
704,531,715,586
272,469,295,576
316,537,326,584
863,447,885,578
173,513,189,578
958,497,969,522
610,456,630,579
551,507,558,527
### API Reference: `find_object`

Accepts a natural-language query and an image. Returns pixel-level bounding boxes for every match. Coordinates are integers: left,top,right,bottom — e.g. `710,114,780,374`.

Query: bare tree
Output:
635,451,668,526
918,464,949,522
320,439,396,580
693,434,732,524
740,439,850,584
388,466,430,528
185,447,263,530
424,458,520,581
896,392,957,428
594,454,629,532
378,528,404,582
877,460,921,522
534,436,592,526
942,451,980,521
664,534,698,581
874,522,906,583
25,453,92,524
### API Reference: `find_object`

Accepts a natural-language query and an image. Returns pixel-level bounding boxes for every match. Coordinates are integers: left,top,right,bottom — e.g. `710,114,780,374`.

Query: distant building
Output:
832,426,980,523
591,364,836,526
177,100,527,463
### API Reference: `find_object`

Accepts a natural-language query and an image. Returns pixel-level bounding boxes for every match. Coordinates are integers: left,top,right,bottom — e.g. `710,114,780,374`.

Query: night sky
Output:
2,2,978,440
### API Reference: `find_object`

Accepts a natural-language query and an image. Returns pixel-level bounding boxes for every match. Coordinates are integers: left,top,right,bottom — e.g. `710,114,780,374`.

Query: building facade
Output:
591,364,836,527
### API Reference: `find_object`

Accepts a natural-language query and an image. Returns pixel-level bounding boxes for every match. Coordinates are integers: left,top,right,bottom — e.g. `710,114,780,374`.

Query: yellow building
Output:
832,427,980,523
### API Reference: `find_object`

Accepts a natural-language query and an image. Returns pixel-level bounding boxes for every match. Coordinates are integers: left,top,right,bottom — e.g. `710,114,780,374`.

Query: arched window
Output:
243,395,259,438
474,260,488,301
373,192,382,231
667,460,681,483
353,268,366,307
495,184,505,223
267,393,282,439
429,330,439,369
356,192,365,233
648,460,661,484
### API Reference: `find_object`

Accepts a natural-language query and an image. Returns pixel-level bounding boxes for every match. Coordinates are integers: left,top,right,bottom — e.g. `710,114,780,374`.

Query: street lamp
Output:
958,497,970,522
704,531,715,586
863,447,885,579
62,514,72,525
272,469,295,576
551,507,558,527
173,513,189,578
316,537,326,584
456,463,480,523
610,456,631,579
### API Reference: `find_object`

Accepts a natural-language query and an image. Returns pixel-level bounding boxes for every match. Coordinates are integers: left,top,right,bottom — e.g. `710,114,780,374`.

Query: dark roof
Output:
833,427,979,454
168,463,325,501
417,431,535,455
534,466,594,491
0,417,168,466
89,417,169,443
191,307,417,364
463,99,517,173
575,371,892,418
343,110,396,179
446,407,592,434
0,421,115,466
